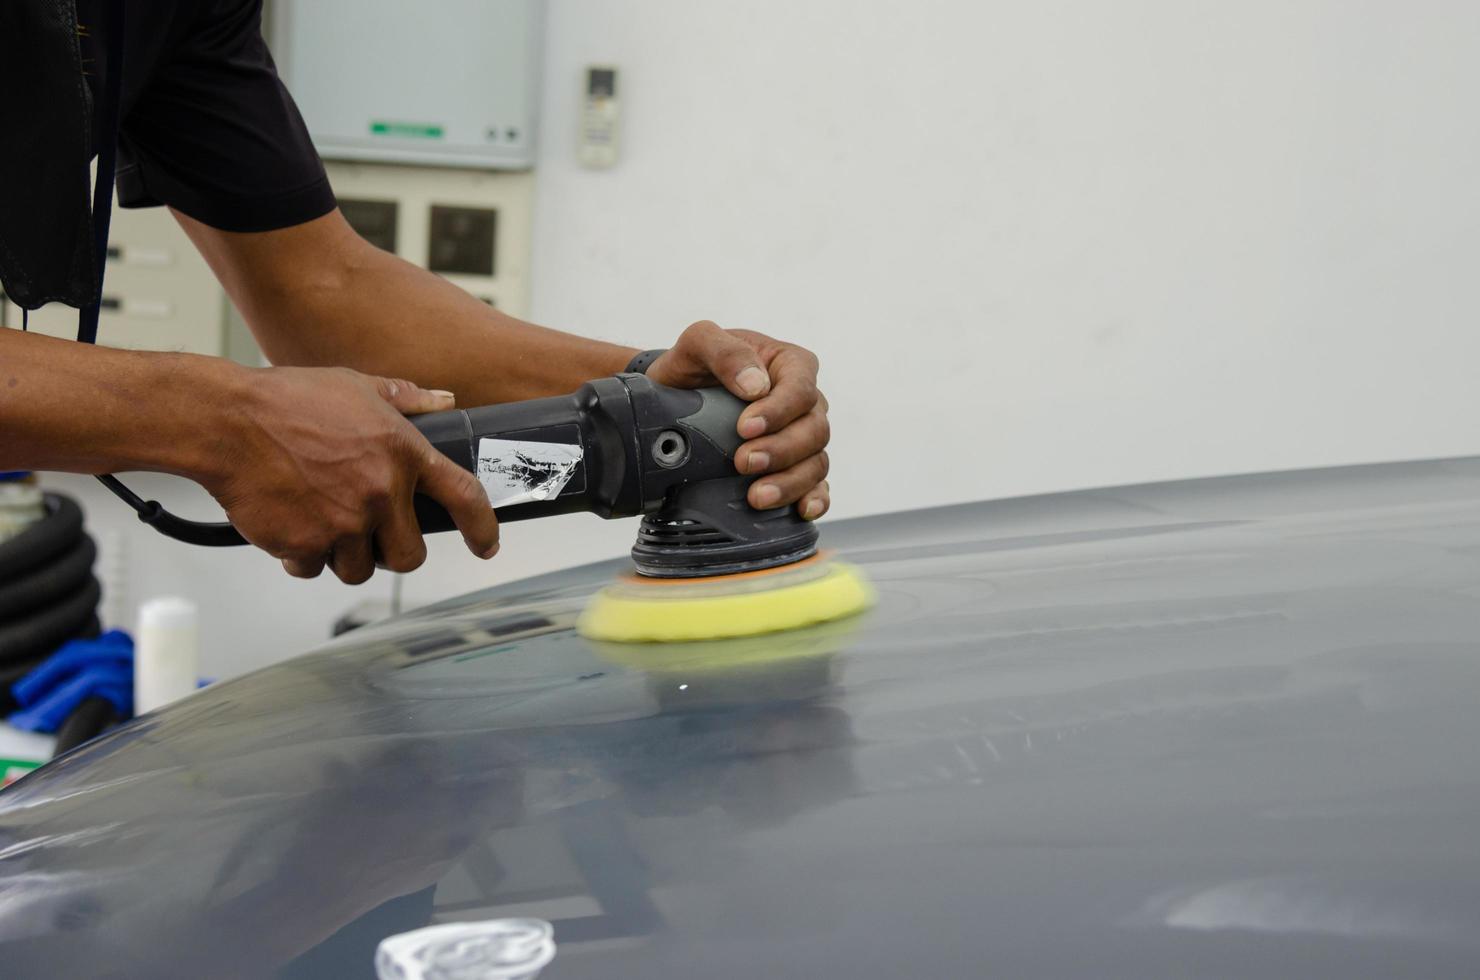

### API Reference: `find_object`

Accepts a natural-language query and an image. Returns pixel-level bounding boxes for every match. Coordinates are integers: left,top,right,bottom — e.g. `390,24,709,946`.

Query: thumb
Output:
659,320,772,400
373,377,457,416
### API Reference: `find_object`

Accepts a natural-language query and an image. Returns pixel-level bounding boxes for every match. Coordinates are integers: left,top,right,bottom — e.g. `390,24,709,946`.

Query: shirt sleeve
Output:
114,0,335,232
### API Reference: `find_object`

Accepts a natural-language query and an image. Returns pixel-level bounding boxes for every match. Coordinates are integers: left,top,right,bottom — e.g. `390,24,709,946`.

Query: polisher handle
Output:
408,374,749,533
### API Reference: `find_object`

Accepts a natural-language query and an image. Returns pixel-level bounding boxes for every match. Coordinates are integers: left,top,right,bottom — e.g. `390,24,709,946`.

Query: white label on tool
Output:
476,439,583,508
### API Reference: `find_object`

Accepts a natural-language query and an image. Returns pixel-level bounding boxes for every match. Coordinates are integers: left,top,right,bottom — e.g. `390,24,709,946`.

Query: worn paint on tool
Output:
476,439,583,508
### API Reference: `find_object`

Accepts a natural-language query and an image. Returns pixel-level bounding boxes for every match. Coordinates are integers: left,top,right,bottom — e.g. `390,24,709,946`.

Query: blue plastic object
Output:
0,472,31,482
10,631,134,733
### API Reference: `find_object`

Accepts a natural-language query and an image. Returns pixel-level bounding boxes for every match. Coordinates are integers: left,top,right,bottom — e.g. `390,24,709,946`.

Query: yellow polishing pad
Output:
576,554,875,643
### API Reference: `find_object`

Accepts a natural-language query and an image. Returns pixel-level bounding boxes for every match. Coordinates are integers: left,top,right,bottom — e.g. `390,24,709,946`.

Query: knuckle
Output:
813,412,832,443
790,368,818,392
385,543,428,574
462,475,491,506
331,513,368,540
760,440,794,469
679,321,717,347
720,335,754,359
790,378,820,407
275,546,306,567
816,451,831,478
336,564,373,586
284,535,326,561
250,533,290,559
362,478,395,509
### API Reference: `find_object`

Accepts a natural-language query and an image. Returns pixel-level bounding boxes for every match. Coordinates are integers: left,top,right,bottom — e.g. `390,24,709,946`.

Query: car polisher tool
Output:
123,372,873,642
413,374,875,642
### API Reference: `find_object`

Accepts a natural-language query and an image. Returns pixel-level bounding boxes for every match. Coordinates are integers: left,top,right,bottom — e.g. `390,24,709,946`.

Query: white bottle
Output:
0,477,44,544
134,597,199,714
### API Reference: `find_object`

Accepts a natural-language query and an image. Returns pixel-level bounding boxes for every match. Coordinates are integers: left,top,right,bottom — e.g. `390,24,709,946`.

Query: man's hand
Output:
647,322,830,520
201,367,500,584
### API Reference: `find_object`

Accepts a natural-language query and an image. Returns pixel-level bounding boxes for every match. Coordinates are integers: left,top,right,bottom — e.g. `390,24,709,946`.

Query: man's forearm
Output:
0,328,240,478
178,209,638,406
276,243,639,403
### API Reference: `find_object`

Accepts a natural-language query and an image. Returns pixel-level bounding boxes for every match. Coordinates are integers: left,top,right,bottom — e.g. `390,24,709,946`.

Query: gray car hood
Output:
3,458,1480,977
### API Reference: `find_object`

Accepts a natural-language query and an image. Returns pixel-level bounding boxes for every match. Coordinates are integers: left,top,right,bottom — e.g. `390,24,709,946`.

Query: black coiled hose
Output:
0,535,96,621
0,492,108,751
0,493,84,581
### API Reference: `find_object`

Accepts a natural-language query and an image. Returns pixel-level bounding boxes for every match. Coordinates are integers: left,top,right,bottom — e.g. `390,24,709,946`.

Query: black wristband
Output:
625,348,668,375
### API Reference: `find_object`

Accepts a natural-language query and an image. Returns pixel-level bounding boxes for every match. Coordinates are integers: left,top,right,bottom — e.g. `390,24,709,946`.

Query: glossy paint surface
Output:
5,459,1480,977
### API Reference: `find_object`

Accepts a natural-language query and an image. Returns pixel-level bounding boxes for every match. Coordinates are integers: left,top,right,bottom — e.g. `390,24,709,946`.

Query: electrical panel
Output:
1,206,230,357
272,0,543,170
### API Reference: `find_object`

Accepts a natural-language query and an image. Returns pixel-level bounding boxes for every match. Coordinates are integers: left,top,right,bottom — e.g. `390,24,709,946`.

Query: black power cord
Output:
94,476,246,547
69,1,250,549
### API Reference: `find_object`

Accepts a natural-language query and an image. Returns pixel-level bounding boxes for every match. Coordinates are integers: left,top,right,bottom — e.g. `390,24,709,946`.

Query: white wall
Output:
530,0,1480,512
47,0,1480,677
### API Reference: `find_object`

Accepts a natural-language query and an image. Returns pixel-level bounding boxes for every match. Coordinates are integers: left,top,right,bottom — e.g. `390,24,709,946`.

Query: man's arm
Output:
0,328,234,477
0,328,499,584
175,208,635,405
175,208,831,519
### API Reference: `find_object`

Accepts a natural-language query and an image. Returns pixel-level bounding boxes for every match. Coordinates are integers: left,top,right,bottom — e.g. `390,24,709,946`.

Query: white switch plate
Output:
578,65,620,170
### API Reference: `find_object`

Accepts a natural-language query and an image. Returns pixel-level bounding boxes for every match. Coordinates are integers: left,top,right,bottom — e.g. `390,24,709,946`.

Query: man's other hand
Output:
203,367,499,583
647,321,830,520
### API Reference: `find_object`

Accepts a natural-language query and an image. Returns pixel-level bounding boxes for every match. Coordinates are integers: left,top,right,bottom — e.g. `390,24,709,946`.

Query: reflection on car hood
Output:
5,459,1480,977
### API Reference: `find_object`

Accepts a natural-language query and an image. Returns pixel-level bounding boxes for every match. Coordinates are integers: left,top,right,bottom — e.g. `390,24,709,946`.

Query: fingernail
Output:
739,415,767,439
736,366,769,397
747,451,771,473
753,483,781,508
431,389,455,402
480,542,500,559
804,498,824,520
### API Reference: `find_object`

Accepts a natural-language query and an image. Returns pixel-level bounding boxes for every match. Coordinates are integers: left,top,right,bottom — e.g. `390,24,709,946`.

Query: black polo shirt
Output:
77,0,336,233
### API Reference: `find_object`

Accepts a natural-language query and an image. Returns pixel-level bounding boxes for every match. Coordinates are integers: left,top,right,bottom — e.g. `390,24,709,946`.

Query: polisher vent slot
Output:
638,518,735,549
